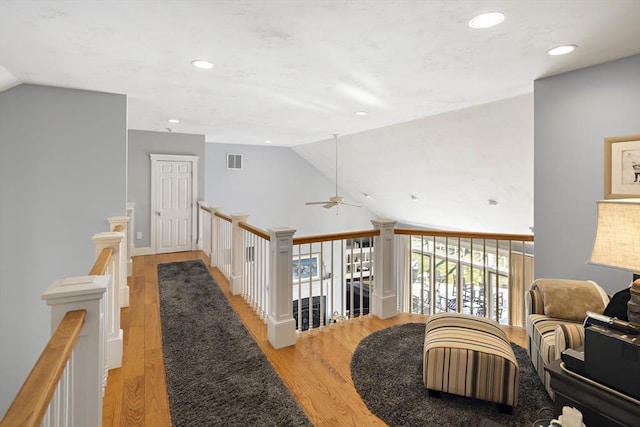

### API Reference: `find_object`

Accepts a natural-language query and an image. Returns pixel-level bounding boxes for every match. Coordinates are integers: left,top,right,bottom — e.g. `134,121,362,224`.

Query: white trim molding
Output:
133,246,154,256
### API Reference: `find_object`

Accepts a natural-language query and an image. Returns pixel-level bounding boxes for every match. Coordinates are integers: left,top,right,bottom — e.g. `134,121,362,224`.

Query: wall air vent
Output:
226,153,243,170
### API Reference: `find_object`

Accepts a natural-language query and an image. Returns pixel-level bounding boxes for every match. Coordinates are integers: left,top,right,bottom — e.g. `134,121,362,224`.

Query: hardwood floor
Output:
102,251,527,426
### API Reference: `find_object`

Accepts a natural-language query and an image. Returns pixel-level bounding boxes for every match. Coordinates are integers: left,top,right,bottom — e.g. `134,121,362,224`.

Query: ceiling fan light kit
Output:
305,134,362,212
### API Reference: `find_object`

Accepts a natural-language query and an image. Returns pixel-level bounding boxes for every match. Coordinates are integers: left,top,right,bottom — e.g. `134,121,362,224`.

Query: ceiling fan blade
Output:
323,202,337,209
305,201,331,205
342,201,363,207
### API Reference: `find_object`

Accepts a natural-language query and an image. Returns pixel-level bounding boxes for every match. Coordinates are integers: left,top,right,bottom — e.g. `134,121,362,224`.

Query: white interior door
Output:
151,154,198,254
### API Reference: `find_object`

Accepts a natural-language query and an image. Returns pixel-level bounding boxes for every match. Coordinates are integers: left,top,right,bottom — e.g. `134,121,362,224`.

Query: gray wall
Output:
205,143,376,236
128,130,205,248
534,54,640,294
0,84,127,416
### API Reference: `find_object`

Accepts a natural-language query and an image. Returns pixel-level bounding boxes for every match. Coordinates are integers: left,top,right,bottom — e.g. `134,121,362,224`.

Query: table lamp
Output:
589,198,640,324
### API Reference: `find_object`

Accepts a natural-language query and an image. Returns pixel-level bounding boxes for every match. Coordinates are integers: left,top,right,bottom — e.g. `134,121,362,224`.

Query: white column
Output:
126,202,135,276
210,207,223,269
42,275,108,427
108,215,130,308
230,213,248,295
92,231,124,369
267,227,297,349
371,218,398,319
209,207,222,267
197,201,208,250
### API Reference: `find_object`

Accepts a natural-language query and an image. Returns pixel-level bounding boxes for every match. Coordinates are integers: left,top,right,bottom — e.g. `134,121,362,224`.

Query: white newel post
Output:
92,231,124,369
197,201,207,250
371,218,398,319
108,215,130,308
230,213,248,295
267,227,297,349
126,203,135,276
42,275,108,427
210,207,223,269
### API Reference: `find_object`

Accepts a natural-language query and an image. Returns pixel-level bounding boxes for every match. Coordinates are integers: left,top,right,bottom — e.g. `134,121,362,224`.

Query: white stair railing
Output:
0,276,108,427
230,213,249,295
92,231,124,370
213,209,232,280
267,227,297,349
240,222,270,322
109,215,130,308
1,209,132,427
202,204,534,346
42,276,109,427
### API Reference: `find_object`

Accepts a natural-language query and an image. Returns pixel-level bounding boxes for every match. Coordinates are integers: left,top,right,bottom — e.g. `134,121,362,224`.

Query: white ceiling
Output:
1,1,639,234
1,0,639,147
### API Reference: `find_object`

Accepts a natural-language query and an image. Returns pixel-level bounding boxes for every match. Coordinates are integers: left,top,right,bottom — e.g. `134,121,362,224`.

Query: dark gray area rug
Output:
351,322,554,427
158,260,311,427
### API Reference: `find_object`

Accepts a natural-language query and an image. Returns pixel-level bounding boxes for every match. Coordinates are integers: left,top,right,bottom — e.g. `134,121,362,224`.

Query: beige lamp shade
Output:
590,198,640,272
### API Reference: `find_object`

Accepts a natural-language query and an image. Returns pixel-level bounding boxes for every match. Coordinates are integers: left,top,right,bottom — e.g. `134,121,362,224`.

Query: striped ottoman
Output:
423,312,519,412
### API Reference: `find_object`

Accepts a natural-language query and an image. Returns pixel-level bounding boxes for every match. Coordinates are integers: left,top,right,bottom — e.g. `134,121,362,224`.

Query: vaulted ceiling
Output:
1,0,639,232
2,1,639,146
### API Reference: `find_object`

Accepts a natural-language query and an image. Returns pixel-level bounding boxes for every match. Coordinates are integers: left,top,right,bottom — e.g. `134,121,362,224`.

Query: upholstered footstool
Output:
423,312,519,412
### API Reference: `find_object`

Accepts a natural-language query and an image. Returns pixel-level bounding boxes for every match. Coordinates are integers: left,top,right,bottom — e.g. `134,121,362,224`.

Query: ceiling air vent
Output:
226,153,243,170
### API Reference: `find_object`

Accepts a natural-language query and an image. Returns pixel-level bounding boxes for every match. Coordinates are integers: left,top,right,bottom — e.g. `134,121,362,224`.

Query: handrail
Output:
2,213,125,427
214,211,232,222
201,204,537,344
89,247,113,275
239,221,270,241
0,310,86,427
293,229,379,246
1,244,115,426
395,227,534,242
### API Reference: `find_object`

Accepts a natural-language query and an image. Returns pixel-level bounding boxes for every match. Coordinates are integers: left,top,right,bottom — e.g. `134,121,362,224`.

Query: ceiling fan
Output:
306,134,362,211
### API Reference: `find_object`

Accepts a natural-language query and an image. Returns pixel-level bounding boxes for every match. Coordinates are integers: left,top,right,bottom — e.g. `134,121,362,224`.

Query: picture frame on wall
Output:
292,253,319,281
604,134,640,199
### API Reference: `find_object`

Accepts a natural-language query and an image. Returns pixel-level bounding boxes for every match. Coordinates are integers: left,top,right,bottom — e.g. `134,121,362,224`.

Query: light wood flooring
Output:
102,251,527,426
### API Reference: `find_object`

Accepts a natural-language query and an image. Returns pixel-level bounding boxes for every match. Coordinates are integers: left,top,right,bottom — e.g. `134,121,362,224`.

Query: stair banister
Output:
267,227,297,349
42,276,107,427
371,218,398,319
92,231,124,369
108,215,130,308
209,206,223,269
230,213,249,295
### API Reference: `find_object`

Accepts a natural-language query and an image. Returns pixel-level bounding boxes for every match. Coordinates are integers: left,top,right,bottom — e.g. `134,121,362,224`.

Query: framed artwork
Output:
292,253,319,281
604,134,640,199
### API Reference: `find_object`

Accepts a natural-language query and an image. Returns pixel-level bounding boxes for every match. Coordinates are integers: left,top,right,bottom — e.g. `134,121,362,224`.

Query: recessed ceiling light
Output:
355,111,368,116
364,193,372,199
265,140,272,144
191,59,214,69
469,12,504,29
168,119,180,124
547,45,578,56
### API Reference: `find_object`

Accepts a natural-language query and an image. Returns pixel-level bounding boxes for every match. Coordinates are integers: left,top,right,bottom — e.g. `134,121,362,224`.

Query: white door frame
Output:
150,154,198,254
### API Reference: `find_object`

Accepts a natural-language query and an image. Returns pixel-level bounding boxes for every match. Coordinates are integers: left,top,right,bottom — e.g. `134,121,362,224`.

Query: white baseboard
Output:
133,246,154,256
107,329,123,370
120,285,129,308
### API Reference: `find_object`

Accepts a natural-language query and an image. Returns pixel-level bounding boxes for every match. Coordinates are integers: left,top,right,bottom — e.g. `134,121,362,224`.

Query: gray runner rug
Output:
157,260,311,426
350,322,554,427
